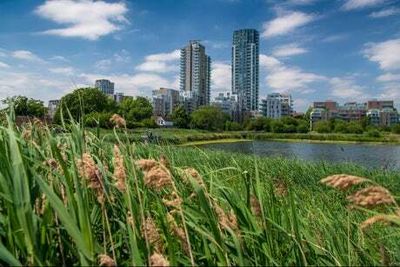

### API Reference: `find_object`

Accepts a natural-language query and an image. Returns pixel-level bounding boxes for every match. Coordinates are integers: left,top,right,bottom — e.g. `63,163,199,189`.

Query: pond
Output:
199,140,400,170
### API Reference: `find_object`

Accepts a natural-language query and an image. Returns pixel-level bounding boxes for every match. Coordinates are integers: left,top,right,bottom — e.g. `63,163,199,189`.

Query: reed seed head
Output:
360,214,396,230
136,159,173,191
142,216,163,252
43,158,59,171
98,254,116,267
136,159,158,172
150,252,169,267
347,186,395,208
159,154,170,169
113,145,126,192
162,191,183,210
250,195,261,217
320,174,367,190
183,168,205,188
214,203,238,231
77,153,105,204
110,114,126,128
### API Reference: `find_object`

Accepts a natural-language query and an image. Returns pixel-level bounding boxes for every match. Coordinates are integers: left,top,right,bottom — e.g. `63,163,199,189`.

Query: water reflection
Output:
199,141,400,170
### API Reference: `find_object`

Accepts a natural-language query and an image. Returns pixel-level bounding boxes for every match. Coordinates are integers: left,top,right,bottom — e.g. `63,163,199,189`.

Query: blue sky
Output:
0,0,399,111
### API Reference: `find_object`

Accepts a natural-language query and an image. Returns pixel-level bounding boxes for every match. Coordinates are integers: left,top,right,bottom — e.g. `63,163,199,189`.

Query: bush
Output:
392,124,400,134
313,121,331,133
246,117,271,131
225,121,242,131
84,112,113,129
141,118,158,128
366,129,381,138
296,121,309,133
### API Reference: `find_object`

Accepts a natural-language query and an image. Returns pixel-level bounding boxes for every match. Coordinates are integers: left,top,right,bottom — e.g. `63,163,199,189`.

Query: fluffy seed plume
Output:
183,168,205,188
167,213,189,253
274,180,288,197
43,158,60,171
150,252,169,267
250,195,261,217
162,191,183,210
360,214,398,230
142,216,163,252
159,155,170,169
110,114,126,128
320,174,367,190
347,186,396,208
113,145,126,192
136,159,172,191
77,153,105,204
214,203,238,231
98,254,116,267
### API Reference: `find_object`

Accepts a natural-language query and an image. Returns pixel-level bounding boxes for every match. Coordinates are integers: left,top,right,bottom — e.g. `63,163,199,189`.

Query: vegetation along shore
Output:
0,114,399,266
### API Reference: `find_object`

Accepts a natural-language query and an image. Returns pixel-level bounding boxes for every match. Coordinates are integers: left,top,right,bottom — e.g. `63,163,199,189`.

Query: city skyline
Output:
0,0,400,111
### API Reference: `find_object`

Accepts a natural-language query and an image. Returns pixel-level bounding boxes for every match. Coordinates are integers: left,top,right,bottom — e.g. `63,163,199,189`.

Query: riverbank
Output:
97,128,400,145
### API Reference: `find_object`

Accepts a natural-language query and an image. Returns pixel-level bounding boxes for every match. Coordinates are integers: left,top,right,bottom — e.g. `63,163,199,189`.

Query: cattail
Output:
214,203,238,231
150,252,169,267
320,174,366,190
136,159,172,191
77,153,105,204
360,214,396,230
347,186,395,208
110,114,126,128
250,195,261,217
142,216,163,252
159,155,170,169
43,158,59,171
162,191,183,210
274,180,288,197
183,168,205,188
167,213,189,253
113,145,126,192
98,254,116,267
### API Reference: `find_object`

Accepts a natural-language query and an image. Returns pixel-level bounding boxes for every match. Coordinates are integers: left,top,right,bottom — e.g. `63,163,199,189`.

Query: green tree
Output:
314,121,331,133
296,121,309,133
225,121,242,131
191,106,229,131
54,88,116,123
171,105,190,128
392,124,400,134
2,96,46,117
119,96,153,123
246,117,272,131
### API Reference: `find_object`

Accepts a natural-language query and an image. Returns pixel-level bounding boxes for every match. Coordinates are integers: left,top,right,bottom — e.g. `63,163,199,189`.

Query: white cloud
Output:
329,77,366,98
0,61,10,68
322,34,348,43
95,59,113,71
364,38,400,70
136,50,180,73
80,72,175,96
49,67,75,75
377,73,400,82
286,0,317,5
260,54,324,93
342,0,386,10
272,43,307,57
379,84,400,99
262,11,315,38
211,62,231,94
35,0,128,40
370,7,400,18
12,50,43,62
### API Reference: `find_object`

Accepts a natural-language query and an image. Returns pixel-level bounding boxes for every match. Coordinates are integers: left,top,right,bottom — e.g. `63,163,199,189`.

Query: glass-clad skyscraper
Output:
180,40,211,111
232,29,259,112
95,79,115,96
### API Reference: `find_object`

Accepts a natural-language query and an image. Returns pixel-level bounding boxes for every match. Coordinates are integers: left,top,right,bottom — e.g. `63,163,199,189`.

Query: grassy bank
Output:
95,128,400,145
0,118,399,265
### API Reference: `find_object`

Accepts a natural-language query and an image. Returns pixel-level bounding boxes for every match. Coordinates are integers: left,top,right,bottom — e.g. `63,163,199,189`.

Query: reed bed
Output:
0,114,399,266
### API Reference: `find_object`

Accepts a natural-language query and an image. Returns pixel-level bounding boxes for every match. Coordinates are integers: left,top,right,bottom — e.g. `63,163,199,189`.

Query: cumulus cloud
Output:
260,54,324,93
136,50,180,73
211,62,231,94
370,7,400,18
35,0,128,40
0,61,10,68
377,73,400,82
12,50,43,62
272,43,307,57
262,11,315,38
49,67,75,75
329,77,366,99
364,38,400,70
342,0,386,10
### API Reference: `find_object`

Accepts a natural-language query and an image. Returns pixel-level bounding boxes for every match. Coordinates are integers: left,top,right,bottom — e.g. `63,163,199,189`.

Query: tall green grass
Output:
0,114,399,266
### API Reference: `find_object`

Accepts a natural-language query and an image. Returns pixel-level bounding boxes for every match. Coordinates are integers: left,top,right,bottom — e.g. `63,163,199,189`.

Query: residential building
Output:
260,93,293,119
95,79,115,96
114,92,124,103
212,92,240,120
180,40,211,112
152,88,180,118
367,108,399,127
367,100,394,110
48,99,60,118
232,29,259,112
337,102,367,121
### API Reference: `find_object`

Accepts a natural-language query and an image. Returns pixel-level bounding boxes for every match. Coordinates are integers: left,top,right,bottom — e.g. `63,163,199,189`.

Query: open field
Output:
1,119,400,266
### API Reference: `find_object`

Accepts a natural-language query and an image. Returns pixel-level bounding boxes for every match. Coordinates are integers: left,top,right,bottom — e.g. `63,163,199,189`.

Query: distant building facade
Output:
180,40,211,112
232,29,259,112
366,100,399,127
152,88,180,118
260,93,293,119
95,79,115,96
212,92,240,120
114,92,124,103
48,99,60,118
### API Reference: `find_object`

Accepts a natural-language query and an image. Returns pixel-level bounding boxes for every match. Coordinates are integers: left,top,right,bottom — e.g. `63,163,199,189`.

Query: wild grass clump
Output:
0,113,399,266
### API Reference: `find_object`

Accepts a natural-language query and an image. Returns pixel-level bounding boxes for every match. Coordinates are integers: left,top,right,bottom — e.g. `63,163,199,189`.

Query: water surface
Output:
199,140,400,170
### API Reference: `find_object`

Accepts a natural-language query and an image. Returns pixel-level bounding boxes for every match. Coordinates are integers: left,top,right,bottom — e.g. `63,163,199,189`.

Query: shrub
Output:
313,121,331,133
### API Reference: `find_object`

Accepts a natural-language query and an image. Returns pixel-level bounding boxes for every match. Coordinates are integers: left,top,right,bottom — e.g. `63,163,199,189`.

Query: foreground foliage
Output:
0,115,399,266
